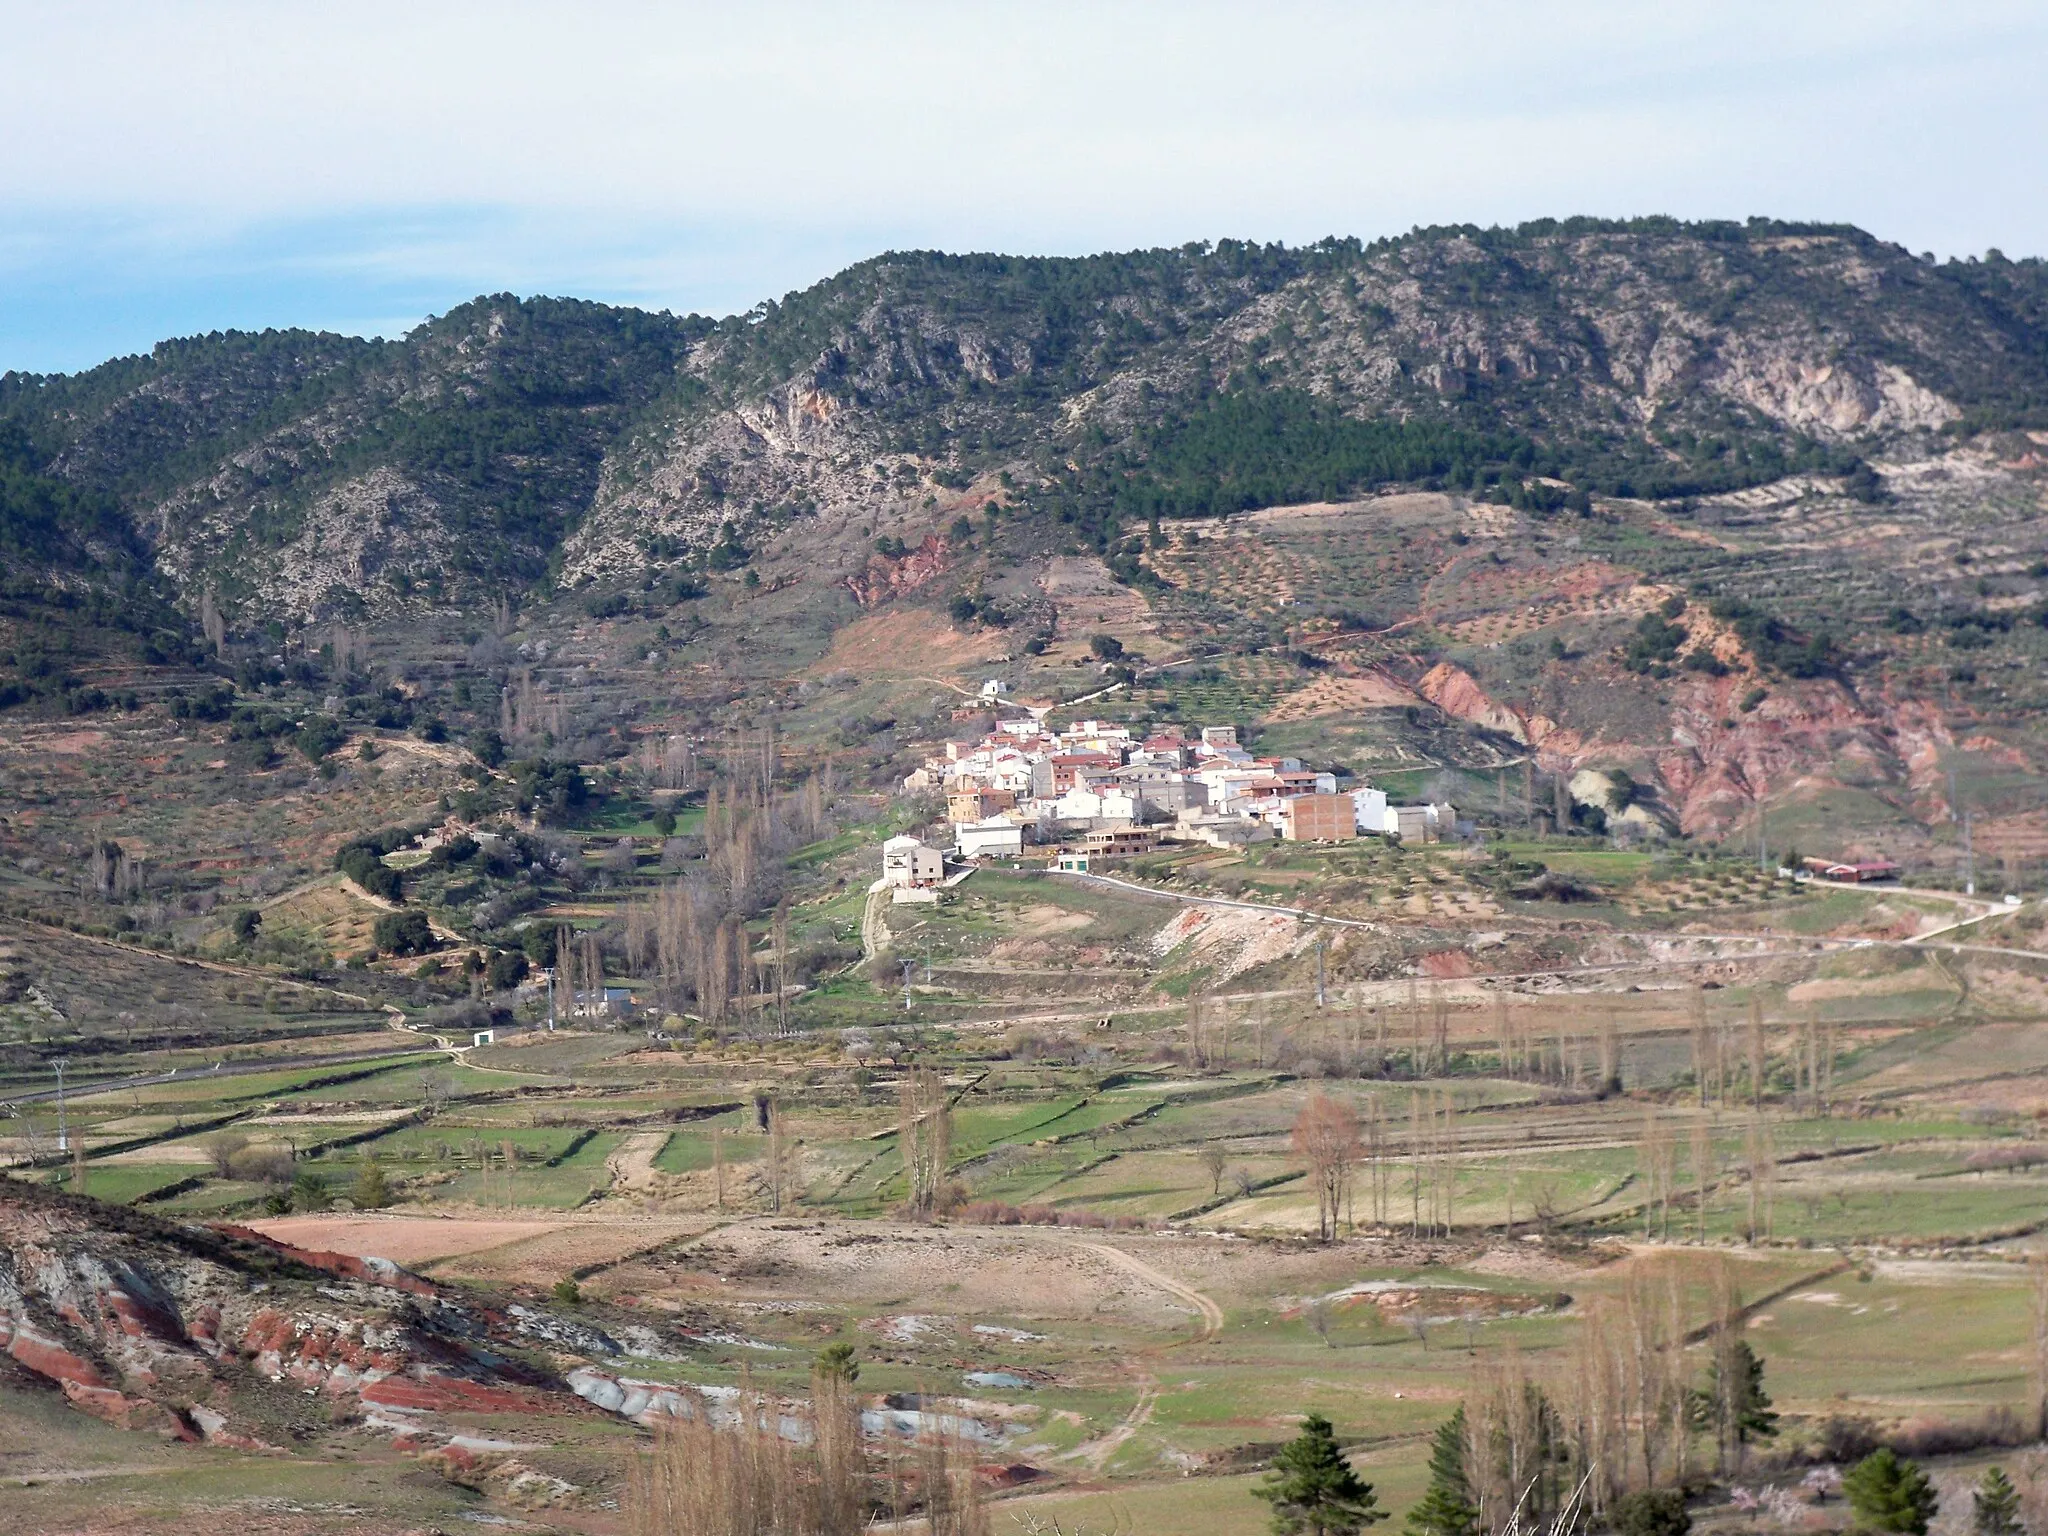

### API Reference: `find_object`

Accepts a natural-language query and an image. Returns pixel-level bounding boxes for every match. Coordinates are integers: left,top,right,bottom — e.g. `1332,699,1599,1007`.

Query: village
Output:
883,708,1456,899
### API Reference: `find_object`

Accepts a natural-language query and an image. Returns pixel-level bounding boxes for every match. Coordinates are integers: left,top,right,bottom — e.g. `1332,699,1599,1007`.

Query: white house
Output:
1351,786,1388,833
1380,801,1458,843
881,835,944,888
957,819,1024,858
1052,785,1142,824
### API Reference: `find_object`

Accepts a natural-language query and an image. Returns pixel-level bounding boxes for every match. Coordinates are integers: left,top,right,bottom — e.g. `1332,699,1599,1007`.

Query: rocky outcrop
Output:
1416,662,1589,767
1418,662,1531,743
0,1181,616,1451
846,534,953,608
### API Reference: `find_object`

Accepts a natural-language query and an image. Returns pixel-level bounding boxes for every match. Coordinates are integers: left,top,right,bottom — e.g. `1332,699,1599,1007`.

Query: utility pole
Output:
52,1059,69,1155
1948,765,1974,895
542,966,556,1029
901,958,915,1012
1314,927,1327,1009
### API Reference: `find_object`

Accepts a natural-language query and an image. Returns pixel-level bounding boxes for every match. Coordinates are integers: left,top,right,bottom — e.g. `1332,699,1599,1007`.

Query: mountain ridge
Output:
6,217,2046,629
6,218,2048,856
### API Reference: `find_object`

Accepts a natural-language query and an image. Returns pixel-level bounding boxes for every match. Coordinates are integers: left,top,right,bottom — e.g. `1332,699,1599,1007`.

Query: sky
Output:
3,1,2046,374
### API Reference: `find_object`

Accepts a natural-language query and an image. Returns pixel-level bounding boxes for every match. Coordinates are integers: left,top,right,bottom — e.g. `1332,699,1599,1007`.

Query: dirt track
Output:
606,1131,671,1195
1066,1241,1222,1469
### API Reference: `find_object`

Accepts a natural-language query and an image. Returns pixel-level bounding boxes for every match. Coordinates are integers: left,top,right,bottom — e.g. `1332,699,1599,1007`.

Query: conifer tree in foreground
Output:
1842,1448,1938,1536
1255,1412,1384,1536
1405,1408,1478,1536
1973,1466,2020,1536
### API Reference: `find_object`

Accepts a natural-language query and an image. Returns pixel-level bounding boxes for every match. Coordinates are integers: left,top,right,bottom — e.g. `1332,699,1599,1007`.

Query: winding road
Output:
1065,1240,1223,1471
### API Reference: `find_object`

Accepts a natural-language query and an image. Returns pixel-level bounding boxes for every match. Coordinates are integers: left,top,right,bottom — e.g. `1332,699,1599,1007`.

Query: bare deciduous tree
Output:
766,1102,790,1213
1640,1109,1677,1241
898,1067,952,1217
202,1129,251,1179
1293,1090,1360,1243
2031,1252,2048,1439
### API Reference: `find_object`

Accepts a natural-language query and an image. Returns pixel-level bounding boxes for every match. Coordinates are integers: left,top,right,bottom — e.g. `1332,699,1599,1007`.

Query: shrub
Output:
467,727,506,768
1613,1490,1690,1536
295,714,346,762
201,1130,251,1178
373,910,435,956
957,1199,1150,1231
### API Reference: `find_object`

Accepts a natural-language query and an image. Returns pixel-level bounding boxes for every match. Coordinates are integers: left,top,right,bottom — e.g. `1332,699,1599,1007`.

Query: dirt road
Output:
1067,1241,1223,1470
860,885,891,964
1078,1242,1224,1341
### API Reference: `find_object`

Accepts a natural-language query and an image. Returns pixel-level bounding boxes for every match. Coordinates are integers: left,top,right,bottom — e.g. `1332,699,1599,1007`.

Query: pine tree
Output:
1973,1467,2020,1536
1404,1408,1478,1536
1254,1412,1384,1536
1699,1340,1779,1456
815,1342,860,1384
1843,1448,1939,1536
351,1159,392,1210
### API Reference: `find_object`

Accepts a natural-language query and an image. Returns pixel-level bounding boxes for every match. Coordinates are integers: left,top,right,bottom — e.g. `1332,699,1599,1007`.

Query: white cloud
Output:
1,1,2044,367
3,3,2041,241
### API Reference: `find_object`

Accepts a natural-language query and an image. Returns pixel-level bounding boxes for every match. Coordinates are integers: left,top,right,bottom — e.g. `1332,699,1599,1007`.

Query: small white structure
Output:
1051,785,1142,824
1351,786,1389,833
979,677,1006,701
882,835,944,889
957,819,1024,859
473,1029,496,1047
1381,801,1457,843
1169,812,1274,849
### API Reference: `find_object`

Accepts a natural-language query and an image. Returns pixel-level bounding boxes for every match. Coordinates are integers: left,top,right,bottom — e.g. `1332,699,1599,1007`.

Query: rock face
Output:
0,1181,594,1448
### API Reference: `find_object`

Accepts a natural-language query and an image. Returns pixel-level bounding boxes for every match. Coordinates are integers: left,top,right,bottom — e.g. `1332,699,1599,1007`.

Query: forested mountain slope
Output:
6,219,2048,851
5,220,2046,626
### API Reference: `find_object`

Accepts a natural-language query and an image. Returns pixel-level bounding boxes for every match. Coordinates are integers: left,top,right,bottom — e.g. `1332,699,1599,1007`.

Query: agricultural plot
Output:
16,711,2048,1536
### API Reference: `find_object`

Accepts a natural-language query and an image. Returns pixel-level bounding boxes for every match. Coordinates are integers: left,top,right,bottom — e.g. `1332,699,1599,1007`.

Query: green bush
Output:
295,714,346,761
1612,1490,1689,1536
351,1160,393,1210
372,910,434,956
1843,1448,1938,1536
